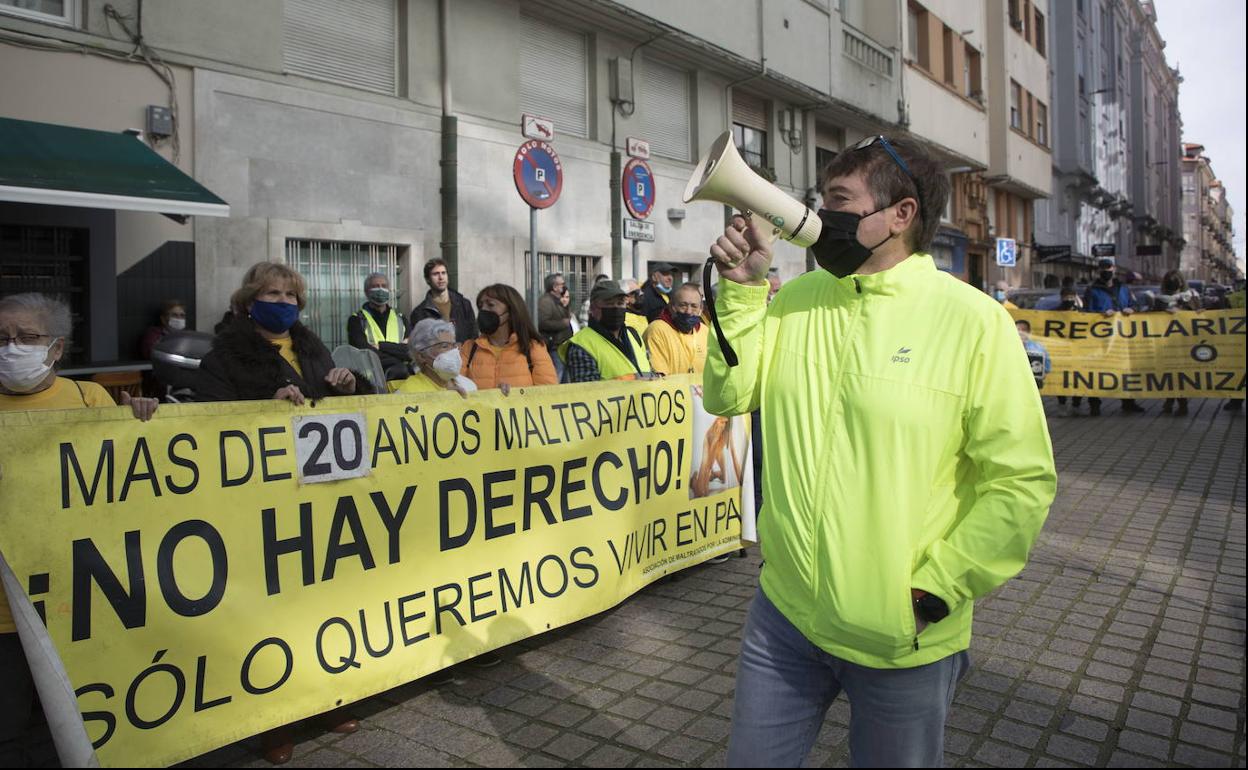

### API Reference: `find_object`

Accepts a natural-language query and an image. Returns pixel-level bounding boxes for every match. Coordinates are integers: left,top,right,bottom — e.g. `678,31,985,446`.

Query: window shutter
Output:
637,58,691,162
519,15,589,138
283,0,396,94
732,91,767,131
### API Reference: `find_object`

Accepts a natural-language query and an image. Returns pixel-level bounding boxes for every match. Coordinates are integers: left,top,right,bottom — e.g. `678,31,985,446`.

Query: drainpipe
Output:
439,0,458,283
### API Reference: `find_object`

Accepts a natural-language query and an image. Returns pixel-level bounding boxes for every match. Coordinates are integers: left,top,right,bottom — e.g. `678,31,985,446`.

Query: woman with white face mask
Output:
140,299,188,360
0,293,158,764
393,319,477,397
0,293,158,419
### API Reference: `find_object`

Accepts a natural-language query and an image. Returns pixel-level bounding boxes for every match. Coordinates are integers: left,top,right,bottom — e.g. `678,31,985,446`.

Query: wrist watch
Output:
911,589,950,624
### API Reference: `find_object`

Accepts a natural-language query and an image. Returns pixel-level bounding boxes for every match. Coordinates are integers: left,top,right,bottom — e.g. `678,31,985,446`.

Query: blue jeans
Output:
728,588,969,768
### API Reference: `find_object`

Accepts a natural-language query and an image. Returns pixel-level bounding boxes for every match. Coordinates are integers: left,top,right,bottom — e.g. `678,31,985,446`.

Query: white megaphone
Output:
683,130,822,248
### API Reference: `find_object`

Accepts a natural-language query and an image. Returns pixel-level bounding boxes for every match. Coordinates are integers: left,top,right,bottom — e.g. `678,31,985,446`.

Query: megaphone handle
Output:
742,210,782,244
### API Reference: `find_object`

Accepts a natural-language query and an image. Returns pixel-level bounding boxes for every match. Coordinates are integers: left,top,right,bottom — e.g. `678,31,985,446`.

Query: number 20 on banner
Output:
292,413,371,484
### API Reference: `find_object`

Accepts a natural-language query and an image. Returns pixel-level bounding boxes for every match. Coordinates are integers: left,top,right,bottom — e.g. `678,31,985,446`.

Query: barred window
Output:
285,239,403,352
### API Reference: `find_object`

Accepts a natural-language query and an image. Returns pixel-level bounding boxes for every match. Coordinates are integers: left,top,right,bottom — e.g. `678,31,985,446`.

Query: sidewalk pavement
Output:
181,397,1242,768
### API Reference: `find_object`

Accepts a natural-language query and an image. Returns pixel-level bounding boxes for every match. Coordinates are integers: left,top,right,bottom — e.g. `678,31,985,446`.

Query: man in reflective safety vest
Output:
346,272,410,375
560,281,654,382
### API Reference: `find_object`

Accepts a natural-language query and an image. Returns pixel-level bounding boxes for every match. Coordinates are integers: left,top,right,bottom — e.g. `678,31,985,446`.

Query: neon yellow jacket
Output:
705,254,1056,668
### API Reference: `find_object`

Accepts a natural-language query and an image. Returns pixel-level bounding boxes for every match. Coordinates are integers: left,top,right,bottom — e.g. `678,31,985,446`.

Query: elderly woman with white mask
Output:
393,318,478,396
0,292,157,765
0,293,157,419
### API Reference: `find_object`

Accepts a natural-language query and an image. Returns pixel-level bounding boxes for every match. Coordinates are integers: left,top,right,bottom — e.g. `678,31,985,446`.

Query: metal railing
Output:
842,22,893,78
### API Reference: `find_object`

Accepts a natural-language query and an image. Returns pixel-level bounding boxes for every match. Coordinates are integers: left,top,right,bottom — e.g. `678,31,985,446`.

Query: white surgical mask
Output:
168,317,186,331
0,341,55,393
431,349,462,381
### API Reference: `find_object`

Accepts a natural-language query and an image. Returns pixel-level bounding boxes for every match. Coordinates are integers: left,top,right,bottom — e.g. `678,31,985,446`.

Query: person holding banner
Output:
703,135,1056,767
644,283,709,376
1153,270,1203,417
1083,258,1143,416
198,263,367,405
0,293,161,764
560,281,655,382
461,284,558,391
395,318,478,396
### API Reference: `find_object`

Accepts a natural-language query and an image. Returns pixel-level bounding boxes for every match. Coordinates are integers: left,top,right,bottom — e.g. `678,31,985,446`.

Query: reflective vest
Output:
559,326,652,380
357,306,402,346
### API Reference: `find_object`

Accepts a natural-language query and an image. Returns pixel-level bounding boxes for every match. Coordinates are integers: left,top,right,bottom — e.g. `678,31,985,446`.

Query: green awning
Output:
0,117,229,217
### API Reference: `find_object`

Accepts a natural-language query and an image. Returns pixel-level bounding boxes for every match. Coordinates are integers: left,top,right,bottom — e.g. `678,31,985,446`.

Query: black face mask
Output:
1059,300,1077,310
1099,271,1114,283
811,208,895,277
478,309,503,335
599,307,627,332
672,312,700,333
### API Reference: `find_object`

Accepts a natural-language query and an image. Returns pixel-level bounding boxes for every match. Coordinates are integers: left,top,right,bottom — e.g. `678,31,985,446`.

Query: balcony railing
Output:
842,22,893,78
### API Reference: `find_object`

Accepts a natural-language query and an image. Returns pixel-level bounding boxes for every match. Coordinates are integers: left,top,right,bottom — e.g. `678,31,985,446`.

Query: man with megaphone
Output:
692,133,1057,767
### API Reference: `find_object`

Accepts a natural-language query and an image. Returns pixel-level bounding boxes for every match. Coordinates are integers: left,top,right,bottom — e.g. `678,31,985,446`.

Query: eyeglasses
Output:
0,333,50,347
851,135,918,192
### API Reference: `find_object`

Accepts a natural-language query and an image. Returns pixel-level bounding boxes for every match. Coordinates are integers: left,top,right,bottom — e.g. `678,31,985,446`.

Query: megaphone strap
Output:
704,258,739,368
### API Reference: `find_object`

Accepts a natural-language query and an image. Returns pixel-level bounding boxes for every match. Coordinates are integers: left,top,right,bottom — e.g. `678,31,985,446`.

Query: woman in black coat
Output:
195,262,364,764
199,262,369,404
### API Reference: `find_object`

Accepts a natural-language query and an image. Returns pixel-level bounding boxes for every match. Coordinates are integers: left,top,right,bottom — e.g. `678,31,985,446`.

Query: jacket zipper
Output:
810,279,867,605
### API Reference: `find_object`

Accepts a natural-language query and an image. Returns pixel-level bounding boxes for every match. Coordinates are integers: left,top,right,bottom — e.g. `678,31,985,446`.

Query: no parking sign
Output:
622,158,655,219
513,140,563,209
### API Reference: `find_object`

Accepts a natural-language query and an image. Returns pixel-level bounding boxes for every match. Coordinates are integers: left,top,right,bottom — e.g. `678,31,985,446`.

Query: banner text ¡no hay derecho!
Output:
0,375,747,767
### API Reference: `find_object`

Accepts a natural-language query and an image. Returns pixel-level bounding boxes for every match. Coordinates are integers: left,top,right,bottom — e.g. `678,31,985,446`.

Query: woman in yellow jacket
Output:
460,284,558,391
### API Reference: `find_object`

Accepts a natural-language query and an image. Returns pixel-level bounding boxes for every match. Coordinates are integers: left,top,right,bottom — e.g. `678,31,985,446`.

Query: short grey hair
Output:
363,272,388,291
408,318,456,356
0,292,73,339
544,273,564,292
619,278,639,292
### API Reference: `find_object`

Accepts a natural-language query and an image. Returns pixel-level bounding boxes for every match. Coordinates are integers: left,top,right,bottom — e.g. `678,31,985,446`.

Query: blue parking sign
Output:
995,238,1017,267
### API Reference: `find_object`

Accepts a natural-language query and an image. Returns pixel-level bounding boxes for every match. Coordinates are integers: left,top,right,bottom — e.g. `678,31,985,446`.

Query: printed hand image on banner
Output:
0,375,748,767
1008,308,1246,399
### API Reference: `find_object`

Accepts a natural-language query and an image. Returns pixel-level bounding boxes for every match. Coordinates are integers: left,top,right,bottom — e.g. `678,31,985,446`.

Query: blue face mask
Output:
250,300,300,333
656,282,673,295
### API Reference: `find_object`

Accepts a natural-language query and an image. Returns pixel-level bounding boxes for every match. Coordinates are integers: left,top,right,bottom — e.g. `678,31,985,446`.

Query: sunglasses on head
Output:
851,135,919,192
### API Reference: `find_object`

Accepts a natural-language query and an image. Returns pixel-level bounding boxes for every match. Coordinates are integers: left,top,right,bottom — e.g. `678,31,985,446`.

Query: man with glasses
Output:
703,135,1056,767
643,283,709,376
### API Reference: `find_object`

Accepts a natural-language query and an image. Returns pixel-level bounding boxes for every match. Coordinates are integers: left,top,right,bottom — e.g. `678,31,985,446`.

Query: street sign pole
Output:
530,206,539,324
632,238,640,283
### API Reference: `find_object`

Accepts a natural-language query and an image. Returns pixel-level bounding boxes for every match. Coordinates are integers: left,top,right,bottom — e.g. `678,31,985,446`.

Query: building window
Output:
964,44,982,100
519,15,590,138
733,92,769,171
638,57,692,162
1010,80,1023,131
733,124,768,170
0,0,77,25
907,1,930,70
285,239,402,353
1008,0,1024,33
1036,101,1049,147
283,0,397,95
529,253,602,313
942,25,955,86
0,224,90,364
1034,9,1046,57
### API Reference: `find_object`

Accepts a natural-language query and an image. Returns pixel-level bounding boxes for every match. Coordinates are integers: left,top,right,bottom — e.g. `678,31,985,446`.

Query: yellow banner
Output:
0,376,747,767
1009,309,1246,399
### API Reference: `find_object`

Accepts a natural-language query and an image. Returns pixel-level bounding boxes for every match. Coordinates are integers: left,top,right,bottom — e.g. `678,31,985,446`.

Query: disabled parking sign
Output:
513,140,563,209
995,237,1017,267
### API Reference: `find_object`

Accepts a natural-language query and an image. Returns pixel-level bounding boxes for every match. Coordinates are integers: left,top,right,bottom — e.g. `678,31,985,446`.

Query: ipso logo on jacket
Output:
891,347,912,364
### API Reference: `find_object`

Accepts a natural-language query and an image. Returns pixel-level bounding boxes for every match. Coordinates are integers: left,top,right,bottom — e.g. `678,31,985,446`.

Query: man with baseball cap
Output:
559,281,654,382
639,261,676,321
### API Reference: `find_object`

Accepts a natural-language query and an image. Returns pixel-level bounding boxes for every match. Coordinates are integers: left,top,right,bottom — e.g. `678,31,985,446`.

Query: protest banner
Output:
1009,308,1246,399
0,375,748,767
